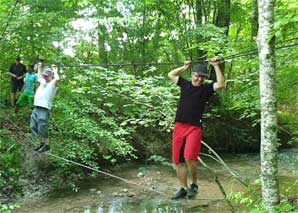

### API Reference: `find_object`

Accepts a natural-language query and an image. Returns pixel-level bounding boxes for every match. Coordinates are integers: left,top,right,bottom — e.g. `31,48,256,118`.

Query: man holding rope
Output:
168,58,225,199
30,65,59,153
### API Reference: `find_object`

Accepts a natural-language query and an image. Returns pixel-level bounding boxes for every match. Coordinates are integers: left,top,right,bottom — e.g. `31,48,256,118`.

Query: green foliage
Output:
44,66,178,186
0,203,21,213
0,129,22,200
0,0,297,204
229,189,298,213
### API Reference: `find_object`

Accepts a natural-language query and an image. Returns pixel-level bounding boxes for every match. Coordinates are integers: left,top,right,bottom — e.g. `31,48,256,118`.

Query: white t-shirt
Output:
34,79,58,110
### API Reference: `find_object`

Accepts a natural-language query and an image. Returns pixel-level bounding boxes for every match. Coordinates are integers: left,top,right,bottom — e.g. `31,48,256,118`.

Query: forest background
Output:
0,0,297,210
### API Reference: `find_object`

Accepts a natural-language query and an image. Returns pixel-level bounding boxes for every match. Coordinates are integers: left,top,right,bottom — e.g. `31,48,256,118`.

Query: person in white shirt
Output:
30,66,60,153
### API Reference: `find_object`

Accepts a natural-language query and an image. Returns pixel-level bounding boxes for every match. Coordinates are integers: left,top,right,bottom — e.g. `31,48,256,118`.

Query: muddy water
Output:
14,150,298,213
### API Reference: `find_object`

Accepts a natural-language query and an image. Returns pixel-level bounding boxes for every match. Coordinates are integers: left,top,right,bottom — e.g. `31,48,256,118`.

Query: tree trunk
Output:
251,0,258,40
195,0,203,25
214,0,231,35
257,0,280,211
141,1,147,64
97,20,108,65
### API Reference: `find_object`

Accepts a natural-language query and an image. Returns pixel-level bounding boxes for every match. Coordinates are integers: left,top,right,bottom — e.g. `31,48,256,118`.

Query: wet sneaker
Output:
33,143,45,152
38,144,50,153
171,188,187,200
187,183,198,199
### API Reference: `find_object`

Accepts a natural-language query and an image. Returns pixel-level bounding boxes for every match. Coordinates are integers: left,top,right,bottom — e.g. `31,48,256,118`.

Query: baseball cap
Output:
42,69,54,77
192,64,209,77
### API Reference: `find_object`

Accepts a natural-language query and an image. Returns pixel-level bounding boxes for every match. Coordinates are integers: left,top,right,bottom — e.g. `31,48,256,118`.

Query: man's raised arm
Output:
209,58,225,91
52,65,60,86
168,61,192,84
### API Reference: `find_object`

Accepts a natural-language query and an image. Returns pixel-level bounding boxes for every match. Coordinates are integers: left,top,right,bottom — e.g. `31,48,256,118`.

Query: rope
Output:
45,152,167,195
58,42,298,69
225,42,298,60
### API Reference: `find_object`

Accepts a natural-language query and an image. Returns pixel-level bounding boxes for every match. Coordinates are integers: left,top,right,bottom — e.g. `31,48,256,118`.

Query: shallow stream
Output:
14,149,298,213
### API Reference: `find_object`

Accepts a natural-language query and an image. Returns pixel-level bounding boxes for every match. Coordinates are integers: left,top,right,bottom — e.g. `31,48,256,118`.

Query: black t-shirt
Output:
9,63,27,81
174,77,215,126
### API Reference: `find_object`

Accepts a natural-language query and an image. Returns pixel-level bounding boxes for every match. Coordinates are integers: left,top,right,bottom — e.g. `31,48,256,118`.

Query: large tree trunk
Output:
257,0,280,211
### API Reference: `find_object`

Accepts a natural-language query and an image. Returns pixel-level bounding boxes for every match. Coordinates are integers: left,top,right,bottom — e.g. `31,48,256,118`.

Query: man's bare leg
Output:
171,163,189,199
176,163,188,188
185,158,198,198
11,93,16,106
14,104,20,113
185,159,197,184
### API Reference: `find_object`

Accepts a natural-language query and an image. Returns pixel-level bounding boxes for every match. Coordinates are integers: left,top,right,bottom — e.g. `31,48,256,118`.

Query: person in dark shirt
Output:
167,58,225,199
6,56,27,106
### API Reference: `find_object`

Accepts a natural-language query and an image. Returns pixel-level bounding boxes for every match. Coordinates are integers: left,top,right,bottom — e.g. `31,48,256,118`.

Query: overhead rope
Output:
60,41,298,69
0,0,19,46
225,42,298,60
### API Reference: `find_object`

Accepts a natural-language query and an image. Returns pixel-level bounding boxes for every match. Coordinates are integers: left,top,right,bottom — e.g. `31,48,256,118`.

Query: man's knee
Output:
176,162,186,168
185,158,197,166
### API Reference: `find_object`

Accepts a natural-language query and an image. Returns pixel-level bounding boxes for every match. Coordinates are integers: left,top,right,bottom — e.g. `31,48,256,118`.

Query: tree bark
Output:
97,20,108,65
214,0,231,35
251,0,258,40
257,0,280,211
141,0,147,64
195,0,203,25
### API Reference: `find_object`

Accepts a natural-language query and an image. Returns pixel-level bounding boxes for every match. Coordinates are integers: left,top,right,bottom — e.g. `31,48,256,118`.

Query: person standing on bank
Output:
15,64,38,113
168,58,225,199
30,65,59,153
6,56,27,106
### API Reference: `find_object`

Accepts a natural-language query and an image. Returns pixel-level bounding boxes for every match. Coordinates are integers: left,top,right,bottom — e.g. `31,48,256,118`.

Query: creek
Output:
14,149,298,213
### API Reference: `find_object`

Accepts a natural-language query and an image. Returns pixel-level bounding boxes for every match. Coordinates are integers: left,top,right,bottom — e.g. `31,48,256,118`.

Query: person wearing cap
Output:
6,56,27,106
30,65,60,153
168,58,225,200
14,64,38,113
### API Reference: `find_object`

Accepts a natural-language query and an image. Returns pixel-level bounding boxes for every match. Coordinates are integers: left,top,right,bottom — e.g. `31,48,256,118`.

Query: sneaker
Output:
33,143,45,151
187,183,198,199
38,144,50,153
171,188,187,200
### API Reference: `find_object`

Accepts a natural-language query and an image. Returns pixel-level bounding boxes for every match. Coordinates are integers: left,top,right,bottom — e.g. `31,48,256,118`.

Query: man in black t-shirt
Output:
168,58,225,199
7,56,27,106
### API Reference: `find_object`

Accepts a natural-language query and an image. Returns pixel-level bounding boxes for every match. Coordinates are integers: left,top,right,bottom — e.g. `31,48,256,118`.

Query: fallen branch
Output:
198,157,235,212
201,140,248,187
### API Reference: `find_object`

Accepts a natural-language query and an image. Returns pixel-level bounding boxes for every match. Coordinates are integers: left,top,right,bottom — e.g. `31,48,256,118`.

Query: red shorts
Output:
172,122,202,164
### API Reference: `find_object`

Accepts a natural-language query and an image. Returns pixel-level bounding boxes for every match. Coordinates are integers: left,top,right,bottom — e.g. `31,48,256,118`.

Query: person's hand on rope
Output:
209,57,220,67
183,60,192,71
